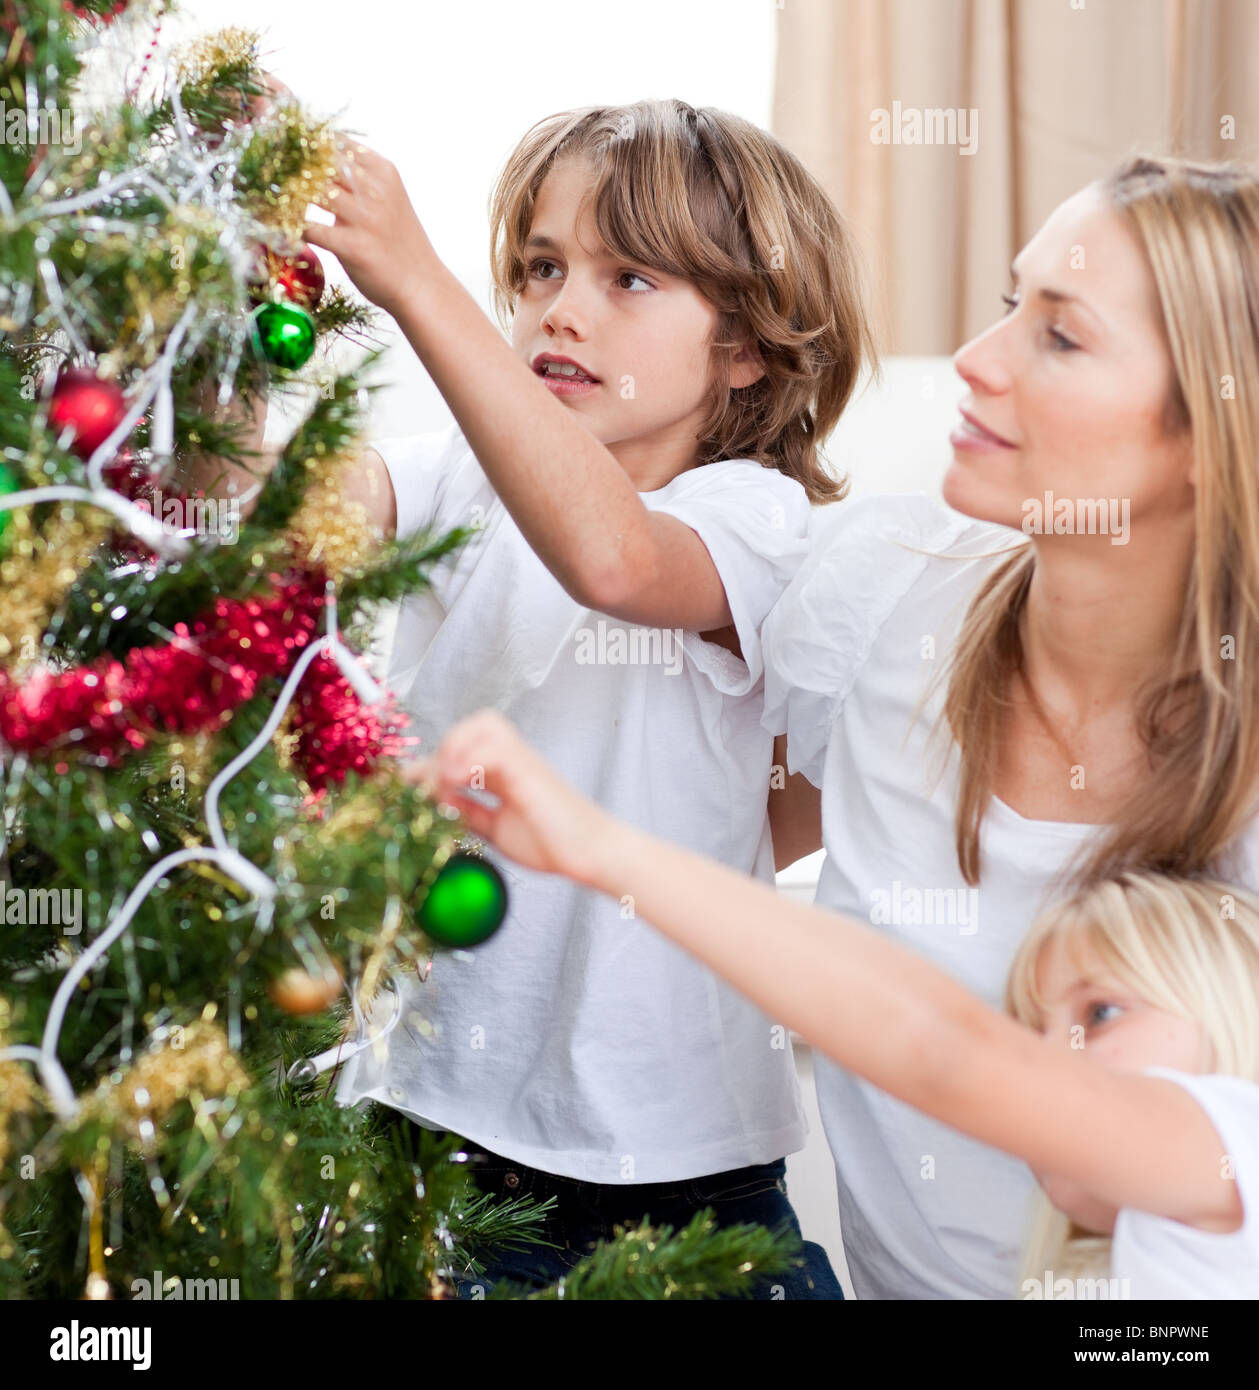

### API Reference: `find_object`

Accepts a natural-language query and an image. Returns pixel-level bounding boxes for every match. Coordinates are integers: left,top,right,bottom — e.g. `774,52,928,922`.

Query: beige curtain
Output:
773,0,1259,355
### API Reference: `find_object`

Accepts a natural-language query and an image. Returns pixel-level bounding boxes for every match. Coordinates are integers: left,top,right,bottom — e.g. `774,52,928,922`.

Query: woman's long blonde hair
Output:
943,155,1259,886
487,98,878,504
1005,871,1259,1294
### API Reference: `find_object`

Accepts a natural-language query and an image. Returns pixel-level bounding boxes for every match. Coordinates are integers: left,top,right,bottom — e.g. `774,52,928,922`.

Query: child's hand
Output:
302,139,435,317
251,73,295,120
401,710,617,887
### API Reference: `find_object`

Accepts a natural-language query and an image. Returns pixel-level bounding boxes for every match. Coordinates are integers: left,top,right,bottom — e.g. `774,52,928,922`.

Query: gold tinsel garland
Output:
82,1019,250,1145
0,1006,40,1172
313,783,399,848
283,450,377,577
0,1061,37,1169
0,505,114,665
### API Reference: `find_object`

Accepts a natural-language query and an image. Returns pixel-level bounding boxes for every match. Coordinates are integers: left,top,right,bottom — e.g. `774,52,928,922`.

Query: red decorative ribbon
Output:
0,570,416,793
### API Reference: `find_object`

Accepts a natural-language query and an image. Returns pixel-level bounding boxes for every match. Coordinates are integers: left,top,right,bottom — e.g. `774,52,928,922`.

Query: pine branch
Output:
493,1211,804,1301
337,524,476,609
240,352,383,540
445,1187,560,1278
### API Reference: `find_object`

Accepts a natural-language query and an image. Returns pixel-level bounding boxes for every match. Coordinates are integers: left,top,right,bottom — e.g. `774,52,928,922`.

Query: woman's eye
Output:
528,258,560,280
1000,293,1076,351
1087,1001,1122,1026
617,270,653,292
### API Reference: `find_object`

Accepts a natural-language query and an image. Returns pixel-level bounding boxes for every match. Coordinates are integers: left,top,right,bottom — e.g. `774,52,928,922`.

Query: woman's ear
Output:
729,341,765,390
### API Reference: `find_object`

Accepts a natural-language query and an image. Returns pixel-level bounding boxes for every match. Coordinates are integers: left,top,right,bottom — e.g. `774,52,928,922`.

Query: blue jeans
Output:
441,1134,845,1300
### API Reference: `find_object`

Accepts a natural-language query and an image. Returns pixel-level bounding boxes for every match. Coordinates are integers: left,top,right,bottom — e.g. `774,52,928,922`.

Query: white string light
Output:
286,974,403,1087
0,484,191,558
85,299,200,490
0,582,389,1118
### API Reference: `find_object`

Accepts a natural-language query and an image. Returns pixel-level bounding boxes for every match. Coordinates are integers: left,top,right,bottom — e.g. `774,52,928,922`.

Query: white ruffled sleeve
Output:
372,420,467,541
760,491,972,787
646,461,813,698
1110,1067,1259,1298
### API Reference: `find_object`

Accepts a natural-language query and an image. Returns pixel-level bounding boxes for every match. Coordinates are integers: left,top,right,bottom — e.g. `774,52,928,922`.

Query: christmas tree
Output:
0,1,799,1301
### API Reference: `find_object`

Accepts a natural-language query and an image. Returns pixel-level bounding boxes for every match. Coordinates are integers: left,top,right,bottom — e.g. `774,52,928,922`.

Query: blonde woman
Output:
407,154,1259,1299
404,719,1259,1299
755,152,1259,1299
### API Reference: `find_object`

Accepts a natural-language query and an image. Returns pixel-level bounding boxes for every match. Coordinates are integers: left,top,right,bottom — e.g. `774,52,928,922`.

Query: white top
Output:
336,421,811,1182
760,492,1259,1299
1110,1068,1259,1299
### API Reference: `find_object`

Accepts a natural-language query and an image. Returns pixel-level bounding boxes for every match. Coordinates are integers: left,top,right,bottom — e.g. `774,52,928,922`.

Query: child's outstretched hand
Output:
302,138,434,317
401,710,616,887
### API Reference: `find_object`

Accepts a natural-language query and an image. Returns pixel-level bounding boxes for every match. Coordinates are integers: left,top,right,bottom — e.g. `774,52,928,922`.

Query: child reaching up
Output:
191,99,877,1296
408,708,1259,1300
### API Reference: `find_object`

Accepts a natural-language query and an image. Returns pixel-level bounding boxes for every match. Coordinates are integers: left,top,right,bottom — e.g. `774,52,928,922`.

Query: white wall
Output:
170,5,968,497
174,0,777,440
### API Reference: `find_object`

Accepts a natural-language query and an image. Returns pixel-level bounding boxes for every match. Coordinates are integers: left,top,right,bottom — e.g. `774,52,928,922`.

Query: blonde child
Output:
191,99,877,1296
410,708,1259,1300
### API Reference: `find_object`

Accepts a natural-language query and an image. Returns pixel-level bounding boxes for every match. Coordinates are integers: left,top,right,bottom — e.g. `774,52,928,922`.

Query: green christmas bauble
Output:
0,461,18,552
417,852,509,948
251,301,316,370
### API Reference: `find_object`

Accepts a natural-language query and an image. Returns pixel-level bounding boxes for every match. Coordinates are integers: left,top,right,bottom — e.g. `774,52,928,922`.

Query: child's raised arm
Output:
303,142,738,635
175,384,398,541
412,708,1244,1238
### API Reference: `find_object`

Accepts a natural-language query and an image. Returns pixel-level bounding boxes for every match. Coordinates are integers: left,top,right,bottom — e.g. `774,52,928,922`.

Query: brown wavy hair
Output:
943,154,1259,887
487,99,878,504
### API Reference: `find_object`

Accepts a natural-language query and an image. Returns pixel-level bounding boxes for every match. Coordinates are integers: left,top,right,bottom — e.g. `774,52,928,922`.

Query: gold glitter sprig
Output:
171,27,264,94
91,205,235,375
240,102,342,245
272,702,302,777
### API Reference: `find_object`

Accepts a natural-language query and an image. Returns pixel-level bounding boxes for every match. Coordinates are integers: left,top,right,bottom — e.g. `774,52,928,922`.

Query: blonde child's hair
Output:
1004,870,1259,1292
487,98,878,504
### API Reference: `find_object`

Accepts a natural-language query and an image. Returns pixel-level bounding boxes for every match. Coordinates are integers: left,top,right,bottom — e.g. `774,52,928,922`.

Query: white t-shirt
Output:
336,421,811,1183
1110,1068,1259,1299
760,492,1259,1299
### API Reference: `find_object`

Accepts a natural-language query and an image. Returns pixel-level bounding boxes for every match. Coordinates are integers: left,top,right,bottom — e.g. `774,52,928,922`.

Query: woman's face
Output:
943,187,1194,545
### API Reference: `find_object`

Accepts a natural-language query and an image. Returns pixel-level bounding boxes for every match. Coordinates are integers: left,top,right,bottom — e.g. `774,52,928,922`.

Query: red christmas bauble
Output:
48,368,129,461
100,449,157,503
249,244,325,311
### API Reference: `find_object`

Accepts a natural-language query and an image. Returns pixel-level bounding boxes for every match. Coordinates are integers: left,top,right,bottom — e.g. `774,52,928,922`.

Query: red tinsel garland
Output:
0,570,416,793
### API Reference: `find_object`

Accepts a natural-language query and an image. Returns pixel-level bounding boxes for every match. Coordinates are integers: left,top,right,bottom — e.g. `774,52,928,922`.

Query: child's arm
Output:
175,386,398,539
413,709,1244,1236
767,734,824,871
302,142,735,634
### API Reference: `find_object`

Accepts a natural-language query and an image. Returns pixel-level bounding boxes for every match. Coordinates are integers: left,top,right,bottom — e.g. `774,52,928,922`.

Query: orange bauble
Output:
268,961,343,1014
